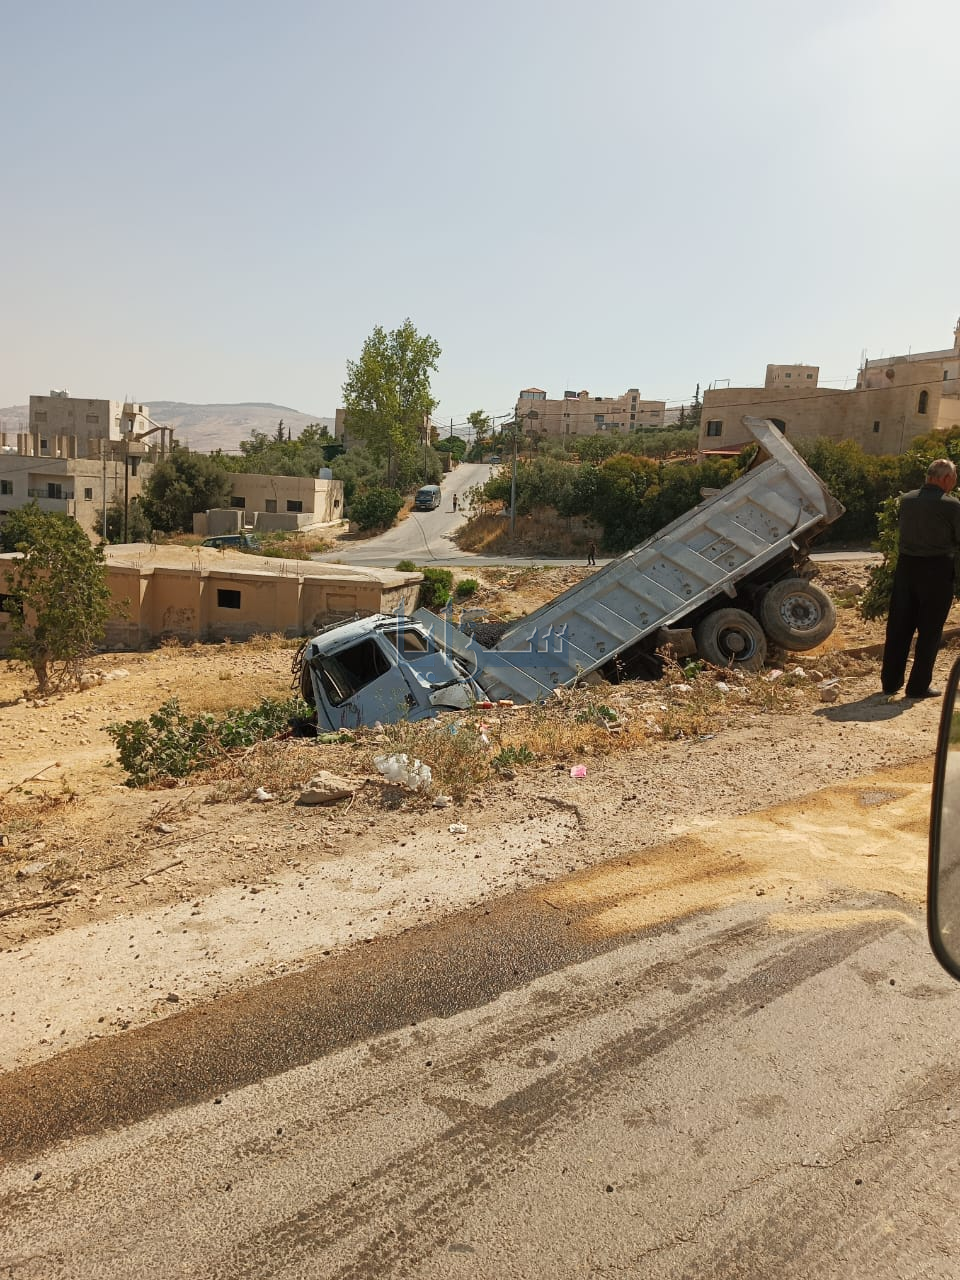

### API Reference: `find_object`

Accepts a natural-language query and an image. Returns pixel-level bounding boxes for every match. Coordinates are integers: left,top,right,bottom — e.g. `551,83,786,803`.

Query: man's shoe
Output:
906,688,942,700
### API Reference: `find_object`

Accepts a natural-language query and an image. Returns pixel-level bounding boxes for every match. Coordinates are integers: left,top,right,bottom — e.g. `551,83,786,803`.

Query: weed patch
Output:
107,695,311,787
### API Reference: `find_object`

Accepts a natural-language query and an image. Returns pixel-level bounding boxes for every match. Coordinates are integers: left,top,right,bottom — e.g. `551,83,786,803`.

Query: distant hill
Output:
0,401,334,454
142,402,334,453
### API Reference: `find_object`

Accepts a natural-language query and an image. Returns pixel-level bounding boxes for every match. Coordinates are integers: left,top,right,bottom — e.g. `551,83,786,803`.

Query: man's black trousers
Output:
881,553,955,696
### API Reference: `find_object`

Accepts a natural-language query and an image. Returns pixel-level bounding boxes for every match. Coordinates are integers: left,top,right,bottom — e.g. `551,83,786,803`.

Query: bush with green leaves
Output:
1,504,113,693
350,487,404,531
418,567,453,608
395,559,418,572
107,695,311,786
455,578,479,599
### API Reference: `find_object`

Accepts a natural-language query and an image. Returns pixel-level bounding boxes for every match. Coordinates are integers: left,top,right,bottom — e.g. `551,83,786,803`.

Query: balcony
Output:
27,488,74,500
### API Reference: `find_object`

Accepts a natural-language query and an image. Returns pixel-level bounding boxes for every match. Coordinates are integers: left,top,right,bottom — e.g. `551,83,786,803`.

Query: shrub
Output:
350,487,404,531
1,504,113,692
455,578,479,599
419,566,454,609
395,559,418,572
107,695,310,786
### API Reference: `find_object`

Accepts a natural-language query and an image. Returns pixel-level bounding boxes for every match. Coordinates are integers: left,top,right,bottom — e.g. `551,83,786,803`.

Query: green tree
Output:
100,497,152,543
467,409,490,445
341,319,441,482
350,488,404,531
1,507,113,693
140,447,231,533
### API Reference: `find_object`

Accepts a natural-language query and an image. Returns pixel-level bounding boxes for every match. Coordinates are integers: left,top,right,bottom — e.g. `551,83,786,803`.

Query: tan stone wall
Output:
699,380,960,456
0,552,422,653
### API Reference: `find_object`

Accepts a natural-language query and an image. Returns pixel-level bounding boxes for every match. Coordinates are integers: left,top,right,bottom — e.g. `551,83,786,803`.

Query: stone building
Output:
515,387,667,439
0,393,175,538
195,473,345,538
0,544,420,650
698,323,960,457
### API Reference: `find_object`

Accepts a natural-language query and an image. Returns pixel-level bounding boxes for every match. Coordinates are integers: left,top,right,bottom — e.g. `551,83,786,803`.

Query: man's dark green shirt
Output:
898,483,960,558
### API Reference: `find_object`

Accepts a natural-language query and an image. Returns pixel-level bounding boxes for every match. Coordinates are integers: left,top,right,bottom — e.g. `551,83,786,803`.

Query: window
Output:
805,373,814,380
873,421,881,433
384,627,434,656
34,412,47,424
315,638,390,706
286,499,303,513
40,439,49,453
217,589,241,609
230,496,246,509
0,480,11,495
265,499,277,513
84,487,93,500
85,414,99,424
630,413,636,422
706,420,723,437
594,414,604,425
918,390,929,414
47,483,62,499
784,372,792,379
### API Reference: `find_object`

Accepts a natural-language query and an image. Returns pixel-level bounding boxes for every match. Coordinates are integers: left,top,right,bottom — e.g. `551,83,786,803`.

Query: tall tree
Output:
1,505,113,693
140,447,231,533
467,409,490,444
341,319,441,481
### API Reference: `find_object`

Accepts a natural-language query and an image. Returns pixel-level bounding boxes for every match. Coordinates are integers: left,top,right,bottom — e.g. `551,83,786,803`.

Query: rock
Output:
78,673,101,690
251,787,275,802
448,822,468,835
297,771,355,805
155,822,176,834
165,992,180,1003
819,686,840,703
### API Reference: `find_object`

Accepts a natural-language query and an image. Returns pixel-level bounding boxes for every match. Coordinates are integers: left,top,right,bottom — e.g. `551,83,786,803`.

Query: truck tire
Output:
695,608,767,673
760,578,837,651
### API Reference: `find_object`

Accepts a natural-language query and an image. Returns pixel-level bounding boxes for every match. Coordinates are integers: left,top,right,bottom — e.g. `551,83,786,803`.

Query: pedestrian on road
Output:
881,457,960,700
452,493,458,512
587,540,597,566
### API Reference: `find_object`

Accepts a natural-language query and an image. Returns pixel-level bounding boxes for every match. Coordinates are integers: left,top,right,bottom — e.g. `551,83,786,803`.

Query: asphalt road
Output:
313,466,878,568
2,840,959,1277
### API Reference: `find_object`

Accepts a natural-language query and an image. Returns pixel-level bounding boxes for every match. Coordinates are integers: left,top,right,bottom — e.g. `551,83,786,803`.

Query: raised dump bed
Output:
299,418,844,728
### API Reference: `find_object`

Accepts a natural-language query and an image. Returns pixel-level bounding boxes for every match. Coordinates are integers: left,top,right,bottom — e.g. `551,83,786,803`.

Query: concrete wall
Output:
0,549,422,651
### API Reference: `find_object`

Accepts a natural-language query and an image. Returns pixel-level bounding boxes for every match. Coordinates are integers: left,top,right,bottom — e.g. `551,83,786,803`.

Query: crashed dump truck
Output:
298,418,844,730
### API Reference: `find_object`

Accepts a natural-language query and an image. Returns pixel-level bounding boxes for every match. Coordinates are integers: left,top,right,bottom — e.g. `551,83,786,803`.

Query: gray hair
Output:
927,458,957,482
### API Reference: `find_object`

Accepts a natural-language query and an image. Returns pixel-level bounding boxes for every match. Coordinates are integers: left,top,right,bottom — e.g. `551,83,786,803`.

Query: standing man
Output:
881,458,960,700
587,539,597,567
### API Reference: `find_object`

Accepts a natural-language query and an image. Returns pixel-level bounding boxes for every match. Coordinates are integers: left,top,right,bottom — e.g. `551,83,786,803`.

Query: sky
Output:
2,0,958,426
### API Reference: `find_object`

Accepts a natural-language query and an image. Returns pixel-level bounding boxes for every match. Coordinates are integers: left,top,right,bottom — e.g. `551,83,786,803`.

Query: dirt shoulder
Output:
0,561,946,1074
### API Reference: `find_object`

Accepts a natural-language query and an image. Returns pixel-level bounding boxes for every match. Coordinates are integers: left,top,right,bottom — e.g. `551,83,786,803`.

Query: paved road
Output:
2,803,958,1277
314,462,495,568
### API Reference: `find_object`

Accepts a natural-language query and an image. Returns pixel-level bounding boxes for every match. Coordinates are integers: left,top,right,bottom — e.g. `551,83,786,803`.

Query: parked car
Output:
201,533,261,552
413,485,442,511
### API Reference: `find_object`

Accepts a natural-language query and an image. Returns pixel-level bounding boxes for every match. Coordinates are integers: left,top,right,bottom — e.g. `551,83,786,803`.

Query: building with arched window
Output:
699,320,960,458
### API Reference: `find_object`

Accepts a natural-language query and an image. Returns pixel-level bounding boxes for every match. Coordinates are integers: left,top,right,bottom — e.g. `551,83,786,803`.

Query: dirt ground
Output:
0,561,951,1074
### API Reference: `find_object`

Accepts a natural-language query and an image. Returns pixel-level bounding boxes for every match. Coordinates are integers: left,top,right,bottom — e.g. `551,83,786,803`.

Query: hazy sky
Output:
2,0,958,425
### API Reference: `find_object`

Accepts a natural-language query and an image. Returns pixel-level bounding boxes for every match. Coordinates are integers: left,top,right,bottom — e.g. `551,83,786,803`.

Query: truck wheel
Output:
760,578,837,651
695,609,767,673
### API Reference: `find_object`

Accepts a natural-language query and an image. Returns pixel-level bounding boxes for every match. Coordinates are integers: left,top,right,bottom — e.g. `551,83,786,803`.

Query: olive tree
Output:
1,506,113,693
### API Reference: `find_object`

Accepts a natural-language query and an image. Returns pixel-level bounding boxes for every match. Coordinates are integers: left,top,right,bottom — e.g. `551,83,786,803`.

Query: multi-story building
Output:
515,387,667,438
0,392,175,537
699,323,960,457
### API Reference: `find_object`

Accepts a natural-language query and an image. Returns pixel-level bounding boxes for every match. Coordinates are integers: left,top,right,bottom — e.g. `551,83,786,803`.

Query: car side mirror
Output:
928,655,960,980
